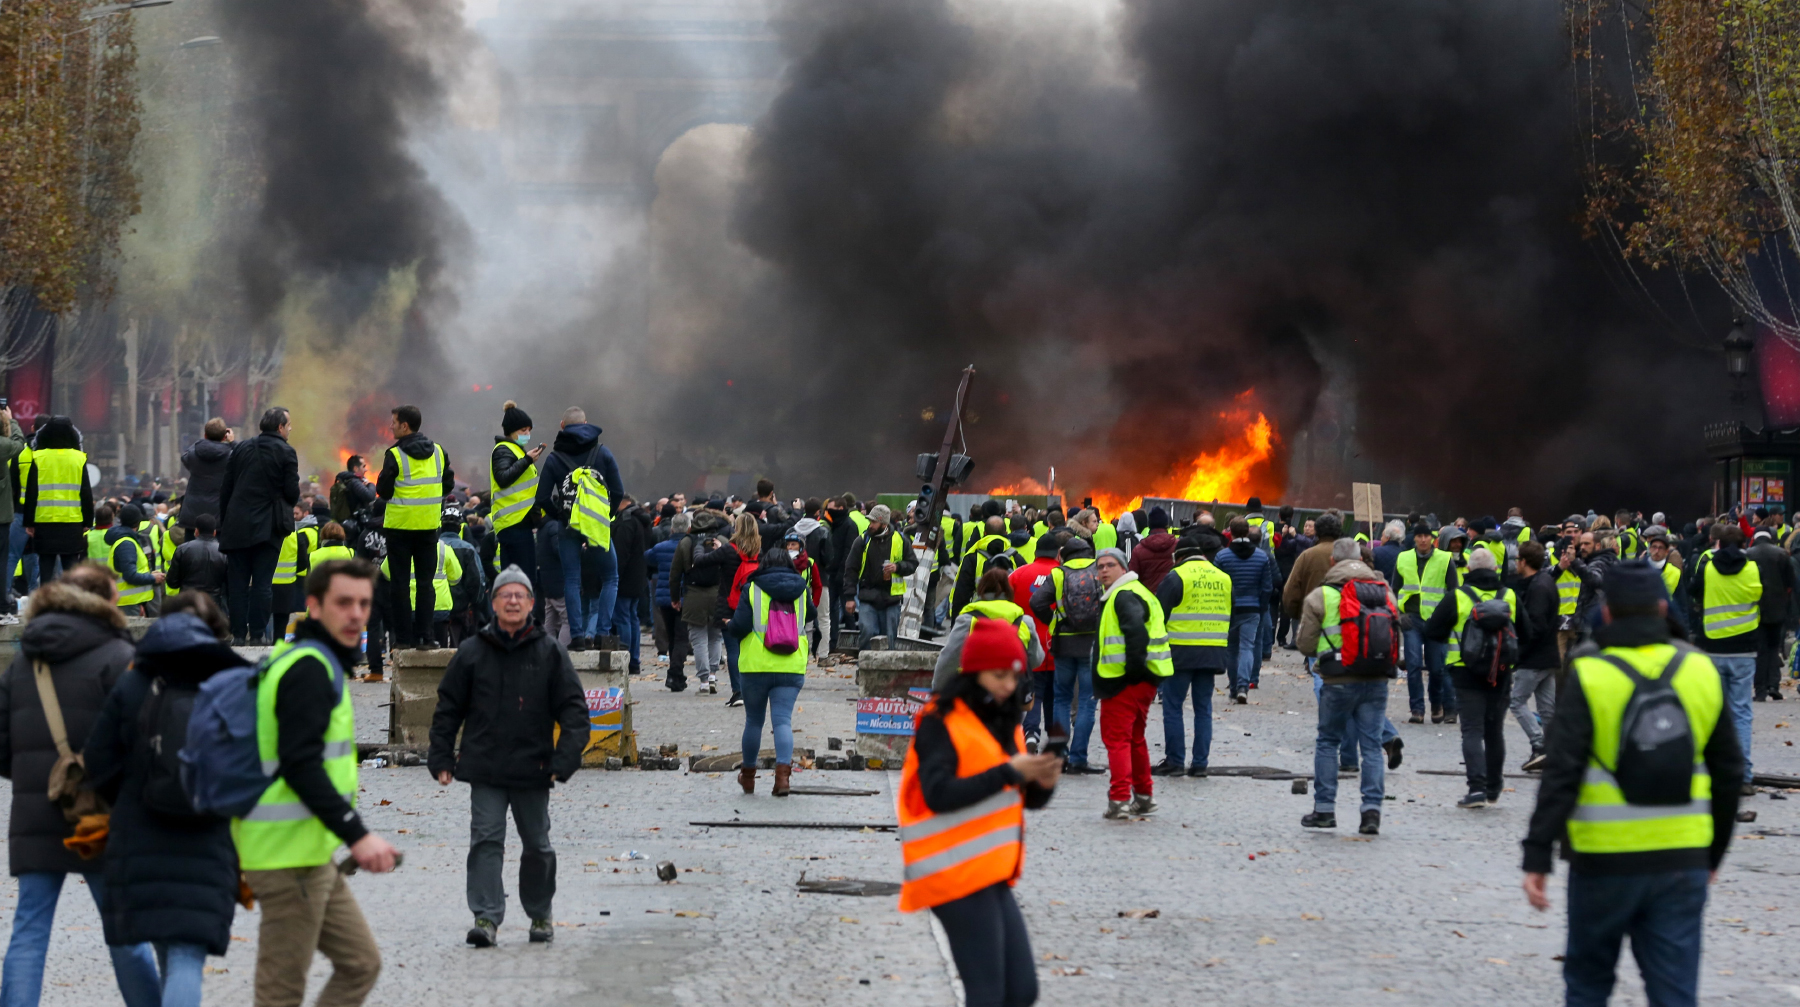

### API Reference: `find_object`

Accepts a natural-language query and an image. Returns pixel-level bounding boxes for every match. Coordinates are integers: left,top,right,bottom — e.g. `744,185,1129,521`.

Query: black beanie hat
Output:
1604,560,1666,609
502,400,533,436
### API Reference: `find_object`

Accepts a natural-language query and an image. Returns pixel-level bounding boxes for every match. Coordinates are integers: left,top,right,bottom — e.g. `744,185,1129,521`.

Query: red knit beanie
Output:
959,617,1026,674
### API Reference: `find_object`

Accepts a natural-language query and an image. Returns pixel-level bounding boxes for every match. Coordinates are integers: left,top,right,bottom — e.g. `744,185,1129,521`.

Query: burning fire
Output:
986,477,1048,496
1088,398,1279,516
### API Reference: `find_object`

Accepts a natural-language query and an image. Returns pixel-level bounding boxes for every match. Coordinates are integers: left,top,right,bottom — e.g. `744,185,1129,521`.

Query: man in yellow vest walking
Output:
1522,561,1743,1006
1682,524,1760,793
238,558,399,1007
375,405,454,649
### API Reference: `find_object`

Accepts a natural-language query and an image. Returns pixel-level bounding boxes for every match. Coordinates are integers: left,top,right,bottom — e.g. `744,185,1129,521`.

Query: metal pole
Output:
897,366,974,642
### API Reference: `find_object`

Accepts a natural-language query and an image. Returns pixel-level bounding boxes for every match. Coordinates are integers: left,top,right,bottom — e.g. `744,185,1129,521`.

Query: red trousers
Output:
1100,680,1158,802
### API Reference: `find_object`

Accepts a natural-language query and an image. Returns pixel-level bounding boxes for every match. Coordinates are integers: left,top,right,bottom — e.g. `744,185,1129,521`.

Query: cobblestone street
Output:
11,645,1800,1006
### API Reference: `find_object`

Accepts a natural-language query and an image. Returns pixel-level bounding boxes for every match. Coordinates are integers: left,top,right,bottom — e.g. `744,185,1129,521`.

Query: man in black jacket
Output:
1745,528,1794,700
429,566,588,948
1521,562,1742,1006
167,512,230,616
1510,541,1560,771
844,505,918,651
1684,525,1760,791
330,455,377,522
823,497,858,650
610,498,651,674
376,406,455,649
218,407,299,644
178,417,233,532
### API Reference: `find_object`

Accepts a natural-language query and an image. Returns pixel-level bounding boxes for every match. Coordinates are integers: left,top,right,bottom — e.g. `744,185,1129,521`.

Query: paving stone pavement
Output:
8,643,1800,1005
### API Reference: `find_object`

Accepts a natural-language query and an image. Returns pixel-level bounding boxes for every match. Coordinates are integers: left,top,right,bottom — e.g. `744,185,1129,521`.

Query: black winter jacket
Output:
1155,555,1231,672
179,438,233,530
428,623,589,788
613,503,651,599
217,432,299,551
0,582,135,875
824,507,858,577
166,536,230,617
846,527,918,608
1094,574,1156,699
1423,568,1515,691
82,615,241,954
1517,569,1561,671
1522,617,1742,876
533,423,623,522
489,437,537,496
375,432,455,507
912,690,1053,814
21,418,94,556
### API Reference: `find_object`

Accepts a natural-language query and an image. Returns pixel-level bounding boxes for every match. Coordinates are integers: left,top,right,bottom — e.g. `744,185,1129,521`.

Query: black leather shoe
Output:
1187,765,1209,778
1359,810,1380,835
1301,812,1337,829
1150,761,1185,776
1383,736,1404,769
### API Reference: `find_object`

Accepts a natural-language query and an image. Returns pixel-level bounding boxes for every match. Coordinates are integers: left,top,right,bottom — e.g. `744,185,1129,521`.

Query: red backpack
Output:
726,544,760,611
1336,579,1400,676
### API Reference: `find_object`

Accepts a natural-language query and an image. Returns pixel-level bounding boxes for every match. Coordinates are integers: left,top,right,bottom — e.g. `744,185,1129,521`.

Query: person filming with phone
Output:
898,617,1059,1007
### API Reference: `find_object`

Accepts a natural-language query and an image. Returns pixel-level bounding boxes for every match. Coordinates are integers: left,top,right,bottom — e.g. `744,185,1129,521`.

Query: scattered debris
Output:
689,820,897,831
1118,909,1160,919
797,878,901,897
656,861,678,883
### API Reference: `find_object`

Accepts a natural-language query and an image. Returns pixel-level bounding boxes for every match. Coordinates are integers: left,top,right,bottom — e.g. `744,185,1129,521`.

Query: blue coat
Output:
646,537,680,606
1213,540,1274,612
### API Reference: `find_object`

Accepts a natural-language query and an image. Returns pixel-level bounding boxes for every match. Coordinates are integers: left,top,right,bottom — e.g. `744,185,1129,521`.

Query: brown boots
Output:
738,766,756,794
772,764,792,797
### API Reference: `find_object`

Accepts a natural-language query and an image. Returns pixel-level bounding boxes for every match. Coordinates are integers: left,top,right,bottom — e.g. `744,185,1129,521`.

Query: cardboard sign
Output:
586,687,624,735
1352,482,1385,531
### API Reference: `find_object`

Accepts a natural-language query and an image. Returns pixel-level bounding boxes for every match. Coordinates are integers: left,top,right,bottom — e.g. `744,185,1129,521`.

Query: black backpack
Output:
137,677,215,823
685,532,723,588
1602,652,1697,805
1458,587,1519,685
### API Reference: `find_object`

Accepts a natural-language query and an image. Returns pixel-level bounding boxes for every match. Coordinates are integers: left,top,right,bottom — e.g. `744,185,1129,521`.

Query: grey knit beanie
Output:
492,564,534,597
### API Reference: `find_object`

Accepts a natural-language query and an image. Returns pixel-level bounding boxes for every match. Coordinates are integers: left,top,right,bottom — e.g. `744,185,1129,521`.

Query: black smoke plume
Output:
685,0,1727,516
219,0,468,403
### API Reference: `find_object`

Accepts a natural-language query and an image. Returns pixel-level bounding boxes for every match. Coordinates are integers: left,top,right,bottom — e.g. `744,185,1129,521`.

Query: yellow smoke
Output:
267,265,419,474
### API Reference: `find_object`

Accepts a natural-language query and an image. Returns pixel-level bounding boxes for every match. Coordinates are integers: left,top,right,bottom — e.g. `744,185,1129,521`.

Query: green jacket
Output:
0,421,28,524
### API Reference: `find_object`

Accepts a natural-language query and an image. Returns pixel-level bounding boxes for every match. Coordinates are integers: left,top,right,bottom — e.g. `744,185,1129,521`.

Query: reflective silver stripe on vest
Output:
241,801,319,823
1102,636,1125,647
1419,587,1445,597
901,824,1021,881
386,497,440,506
577,504,612,527
1569,799,1712,822
322,740,354,759
37,483,79,491
1168,614,1228,640
898,789,1019,843
491,497,534,521
1168,631,1229,642
261,758,280,775
1145,648,1172,662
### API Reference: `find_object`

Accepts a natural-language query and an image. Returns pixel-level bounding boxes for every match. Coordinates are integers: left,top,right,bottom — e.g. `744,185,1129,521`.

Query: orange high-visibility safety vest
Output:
896,699,1026,913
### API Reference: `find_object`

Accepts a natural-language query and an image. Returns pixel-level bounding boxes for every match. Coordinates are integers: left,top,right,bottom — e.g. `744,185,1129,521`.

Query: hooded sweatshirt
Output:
534,422,624,522
727,559,809,642
1127,529,1177,590
376,431,454,506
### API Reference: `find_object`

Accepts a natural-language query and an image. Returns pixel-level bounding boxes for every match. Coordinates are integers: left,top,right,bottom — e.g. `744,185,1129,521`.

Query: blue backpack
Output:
179,641,344,819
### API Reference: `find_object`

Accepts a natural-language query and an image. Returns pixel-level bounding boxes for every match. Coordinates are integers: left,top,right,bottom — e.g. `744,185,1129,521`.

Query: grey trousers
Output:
467,783,555,926
688,623,723,677
1509,666,1556,751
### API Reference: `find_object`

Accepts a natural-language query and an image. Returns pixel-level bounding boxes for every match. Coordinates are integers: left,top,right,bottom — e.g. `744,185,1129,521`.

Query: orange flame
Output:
986,477,1048,496
1088,399,1279,516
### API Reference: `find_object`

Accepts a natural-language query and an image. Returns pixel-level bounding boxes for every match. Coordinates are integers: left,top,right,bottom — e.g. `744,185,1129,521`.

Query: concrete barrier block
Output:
854,654,936,765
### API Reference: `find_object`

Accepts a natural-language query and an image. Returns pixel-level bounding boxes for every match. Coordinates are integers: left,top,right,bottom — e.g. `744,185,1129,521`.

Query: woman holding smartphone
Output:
897,618,1061,1007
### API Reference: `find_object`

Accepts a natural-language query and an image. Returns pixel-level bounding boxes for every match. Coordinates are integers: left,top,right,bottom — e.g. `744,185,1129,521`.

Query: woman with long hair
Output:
897,618,1061,1007
711,512,762,707
728,548,811,795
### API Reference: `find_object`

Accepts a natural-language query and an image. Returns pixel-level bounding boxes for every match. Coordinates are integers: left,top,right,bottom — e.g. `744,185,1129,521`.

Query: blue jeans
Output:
1226,610,1263,692
1258,607,1275,660
1160,669,1216,767
1403,622,1454,715
2,872,159,1007
741,672,804,766
723,633,743,696
612,594,642,671
1564,868,1708,1007
1710,653,1755,778
1312,670,1399,768
556,533,600,638
1052,649,1098,764
1021,669,1053,736
856,601,900,649
590,542,618,641
155,943,207,1007
1313,680,1389,813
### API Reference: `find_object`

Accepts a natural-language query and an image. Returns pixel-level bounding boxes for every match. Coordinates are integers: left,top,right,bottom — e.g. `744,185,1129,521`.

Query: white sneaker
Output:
0,613,18,626
1025,731,1041,754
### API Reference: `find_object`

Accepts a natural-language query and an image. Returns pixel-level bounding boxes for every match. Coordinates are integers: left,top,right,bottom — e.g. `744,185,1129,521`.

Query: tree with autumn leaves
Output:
0,0,142,317
1577,0,1800,340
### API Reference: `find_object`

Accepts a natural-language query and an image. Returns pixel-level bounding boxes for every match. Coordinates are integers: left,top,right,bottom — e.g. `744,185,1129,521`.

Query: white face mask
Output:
787,548,801,561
